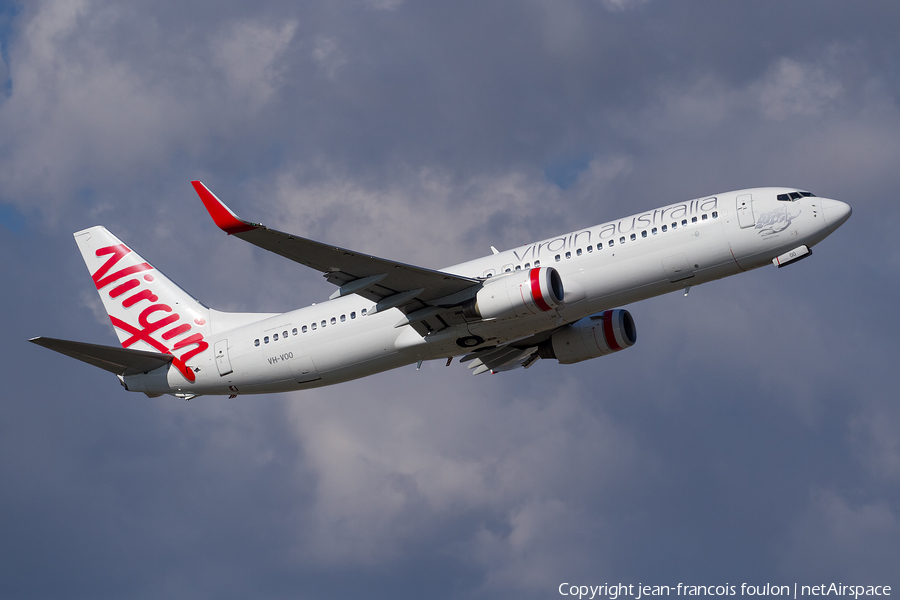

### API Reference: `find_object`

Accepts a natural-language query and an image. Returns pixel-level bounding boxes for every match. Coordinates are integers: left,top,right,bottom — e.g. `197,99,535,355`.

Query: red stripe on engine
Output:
530,268,552,312
603,310,623,351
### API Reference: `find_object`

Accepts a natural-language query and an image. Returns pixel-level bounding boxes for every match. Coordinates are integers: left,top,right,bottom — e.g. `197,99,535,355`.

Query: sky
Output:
1,1,899,598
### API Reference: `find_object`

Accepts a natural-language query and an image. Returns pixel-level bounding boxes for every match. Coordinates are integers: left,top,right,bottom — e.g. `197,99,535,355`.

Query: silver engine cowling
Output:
538,309,636,364
463,267,564,321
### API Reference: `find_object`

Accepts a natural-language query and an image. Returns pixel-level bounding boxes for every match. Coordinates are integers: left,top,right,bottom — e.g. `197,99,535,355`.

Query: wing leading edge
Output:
192,181,480,313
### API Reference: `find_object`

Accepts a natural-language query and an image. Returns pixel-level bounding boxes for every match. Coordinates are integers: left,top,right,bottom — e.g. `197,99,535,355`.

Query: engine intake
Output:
464,267,564,321
538,309,636,364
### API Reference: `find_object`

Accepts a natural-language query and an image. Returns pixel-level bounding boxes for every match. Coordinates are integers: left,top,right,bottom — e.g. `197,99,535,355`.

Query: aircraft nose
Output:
820,198,852,233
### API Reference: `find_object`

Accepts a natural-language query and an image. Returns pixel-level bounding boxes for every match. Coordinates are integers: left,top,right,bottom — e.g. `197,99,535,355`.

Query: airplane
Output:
30,182,851,399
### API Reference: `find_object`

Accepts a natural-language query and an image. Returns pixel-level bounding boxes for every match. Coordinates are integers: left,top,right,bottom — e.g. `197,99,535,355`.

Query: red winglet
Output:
191,181,257,235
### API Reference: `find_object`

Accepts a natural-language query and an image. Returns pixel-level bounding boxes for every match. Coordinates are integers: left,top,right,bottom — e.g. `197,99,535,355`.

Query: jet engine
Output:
538,309,636,364
463,267,564,321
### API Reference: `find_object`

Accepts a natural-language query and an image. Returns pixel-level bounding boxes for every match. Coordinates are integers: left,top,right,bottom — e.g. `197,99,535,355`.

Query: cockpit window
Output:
779,190,817,202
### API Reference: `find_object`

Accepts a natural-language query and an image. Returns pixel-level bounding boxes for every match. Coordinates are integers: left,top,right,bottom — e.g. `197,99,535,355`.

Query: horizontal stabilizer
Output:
29,337,174,376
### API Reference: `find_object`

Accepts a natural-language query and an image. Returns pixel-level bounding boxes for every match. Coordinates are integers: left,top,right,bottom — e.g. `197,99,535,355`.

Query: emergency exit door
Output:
214,339,233,376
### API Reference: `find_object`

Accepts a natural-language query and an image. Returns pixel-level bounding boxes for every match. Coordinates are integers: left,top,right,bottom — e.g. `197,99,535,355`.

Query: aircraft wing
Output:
192,181,480,312
29,337,174,376
458,329,557,374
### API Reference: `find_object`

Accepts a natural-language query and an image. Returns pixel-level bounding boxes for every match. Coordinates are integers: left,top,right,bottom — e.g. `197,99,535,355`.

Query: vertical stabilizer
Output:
74,226,211,382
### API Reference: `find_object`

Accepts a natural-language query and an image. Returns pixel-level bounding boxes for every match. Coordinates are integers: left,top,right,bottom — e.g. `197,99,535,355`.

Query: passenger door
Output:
736,194,756,228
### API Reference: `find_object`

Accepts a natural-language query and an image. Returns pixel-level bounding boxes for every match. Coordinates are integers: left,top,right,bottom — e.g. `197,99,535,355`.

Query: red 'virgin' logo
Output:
92,244,208,382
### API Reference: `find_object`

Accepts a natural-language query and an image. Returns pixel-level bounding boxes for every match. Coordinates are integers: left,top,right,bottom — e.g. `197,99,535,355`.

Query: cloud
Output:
2,1,900,598
212,19,297,110
283,371,643,590
0,0,195,218
778,490,900,580
758,58,844,121
600,0,650,12
851,403,900,483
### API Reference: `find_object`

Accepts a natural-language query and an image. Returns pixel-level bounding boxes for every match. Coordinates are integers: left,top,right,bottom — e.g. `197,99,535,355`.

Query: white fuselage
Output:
122,188,849,396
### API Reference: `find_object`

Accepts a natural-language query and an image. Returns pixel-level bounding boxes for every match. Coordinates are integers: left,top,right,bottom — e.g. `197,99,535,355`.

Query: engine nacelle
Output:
463,267,564,321
538,309,637,364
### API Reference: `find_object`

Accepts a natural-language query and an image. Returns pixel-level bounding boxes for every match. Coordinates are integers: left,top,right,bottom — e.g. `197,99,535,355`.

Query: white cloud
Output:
312,36,345,79
0,0,194,218
778,490,900,580
211,20,297,111
600,0,650,12
363,0,405,11
851,403,900,482
283,372,641,581
758,58,843,121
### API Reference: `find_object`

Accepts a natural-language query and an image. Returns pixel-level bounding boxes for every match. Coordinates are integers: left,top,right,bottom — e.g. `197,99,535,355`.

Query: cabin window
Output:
641,230,648,238
630,234,636,241
264,336,270,344
652,227,658,234
361,308,367,316
503,264,513,273
576,248,582,256
565,251,571,259
292,328,297,336
350,312,356,319
283,331,288,338
273,333,278,341
608,240,614,247
662,225,668,232
596,243,603,250
702,214,708,220
534,260,541,267
587,246,593,253
311,323,317,330
692,216,697,223
619,237,625,244
321,320,326,328
340,314,346,322
671,222,677,229
555,254,561,262
524,263,531,269
682,219,687,226
712,211,718,218
515,265,521,271
302,325,308,333
254,339,260,347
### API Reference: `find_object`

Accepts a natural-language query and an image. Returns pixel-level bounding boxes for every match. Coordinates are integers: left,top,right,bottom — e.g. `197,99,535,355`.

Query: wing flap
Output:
192,181,480,309
467,346,538,375
30,337,174,376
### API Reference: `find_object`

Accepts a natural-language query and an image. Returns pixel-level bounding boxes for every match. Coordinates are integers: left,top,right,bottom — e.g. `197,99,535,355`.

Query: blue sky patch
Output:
0,203,25,233
543,154,591,190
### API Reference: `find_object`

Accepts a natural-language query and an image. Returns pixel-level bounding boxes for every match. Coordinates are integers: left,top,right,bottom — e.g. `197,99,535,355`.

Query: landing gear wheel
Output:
456,335,484,348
